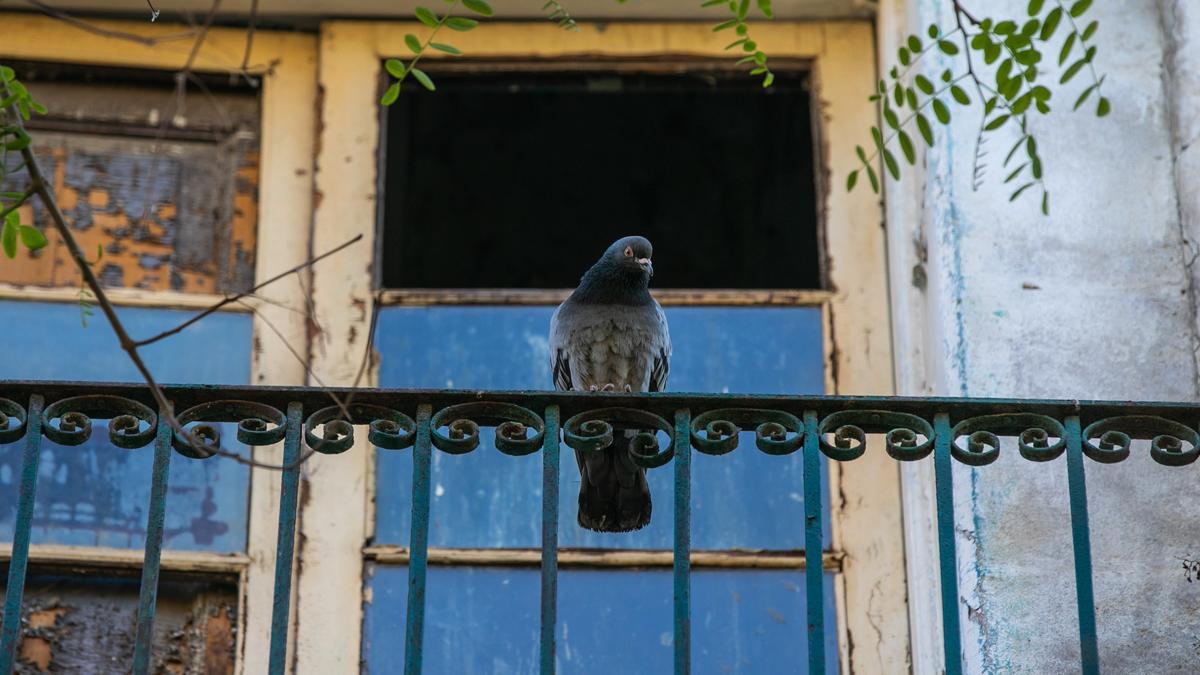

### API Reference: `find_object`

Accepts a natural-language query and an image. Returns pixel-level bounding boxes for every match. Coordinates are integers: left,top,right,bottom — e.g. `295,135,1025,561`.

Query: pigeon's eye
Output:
623,246,633,257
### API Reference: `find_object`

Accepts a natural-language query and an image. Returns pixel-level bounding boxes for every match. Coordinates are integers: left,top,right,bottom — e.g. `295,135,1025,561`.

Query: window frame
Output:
0,13,318,674
309,20,905,674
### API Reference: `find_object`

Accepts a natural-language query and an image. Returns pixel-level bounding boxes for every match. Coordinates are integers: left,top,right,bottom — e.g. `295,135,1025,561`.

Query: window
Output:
302,20,902,674
365,63,836,672
0,62,259,670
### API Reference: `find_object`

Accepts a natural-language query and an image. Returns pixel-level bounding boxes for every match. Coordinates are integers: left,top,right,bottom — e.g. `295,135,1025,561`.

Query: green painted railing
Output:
2,381,1197,673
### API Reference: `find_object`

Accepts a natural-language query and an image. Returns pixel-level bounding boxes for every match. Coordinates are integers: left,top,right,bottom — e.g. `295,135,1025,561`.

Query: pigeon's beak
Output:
636,257,653,276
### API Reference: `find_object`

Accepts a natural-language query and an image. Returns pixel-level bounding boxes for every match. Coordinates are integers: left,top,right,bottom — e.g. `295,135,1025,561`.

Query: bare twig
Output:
21,0,195,45
239,0,260,74
133,234,363,348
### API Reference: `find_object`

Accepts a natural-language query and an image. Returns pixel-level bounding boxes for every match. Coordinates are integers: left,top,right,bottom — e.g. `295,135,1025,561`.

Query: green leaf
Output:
1060,58,1086,84
932,98,951,124
871,126,885,152
1069,0,1091,18
1041,191,1050,215
883,106,900,130
18,225,45,250
1,191,26,199
701,0,725,6
1059,32,1076,65
726,38,748,50
3,128,30,151
1081,20,1098,41
866,164,880,193
743,40,757,52
0,66,13,82
915,74,935,95
1040,8,1062,40
1014,50,1041,66
1096,96,1110,117
856,145,868,163
757,0,774,19
380,82,401,105
462,0,495,16
951,85,970,105
1,216,16,259
898,47,911,66
882,148,900,180
430,42,462,55
1073,82,1098,110
985,114,1010,131
1004,162,1028,183
713,19,738,32
1004,136,1025,166
415,6,439,26
898,130,916,164
761,71,774,88
737,0,750,20
994,20,1017,35
410,67,436,91
906,87,919,110
984,43,1001,64
30,101,46,115
846,169,859,191
1021,19,1041,37
938,40,959,56
385,59,406,78
1027,0,1044,15
928,24,940,39
445,17,479,31
893,82,904,107
916,113,935,146
907,35,922,53
1031,157,1043,179
1026,136,1038,159
405,33,423,54
1010,182,1036,201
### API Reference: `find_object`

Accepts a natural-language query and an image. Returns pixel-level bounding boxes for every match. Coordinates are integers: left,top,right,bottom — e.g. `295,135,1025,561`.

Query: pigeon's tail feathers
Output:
576,429,652,533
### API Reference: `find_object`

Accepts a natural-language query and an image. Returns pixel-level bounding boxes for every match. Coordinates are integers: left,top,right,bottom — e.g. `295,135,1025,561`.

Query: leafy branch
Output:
848,0,1109,214
704,0,776,87
0,66,48,260
380,0,492,103
543,1,580,31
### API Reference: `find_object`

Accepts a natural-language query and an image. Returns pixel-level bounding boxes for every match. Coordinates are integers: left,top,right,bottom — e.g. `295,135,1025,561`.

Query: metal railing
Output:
2,381,1198,674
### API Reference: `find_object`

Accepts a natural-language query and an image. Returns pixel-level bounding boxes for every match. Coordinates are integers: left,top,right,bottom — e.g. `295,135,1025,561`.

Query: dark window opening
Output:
379,66,823,290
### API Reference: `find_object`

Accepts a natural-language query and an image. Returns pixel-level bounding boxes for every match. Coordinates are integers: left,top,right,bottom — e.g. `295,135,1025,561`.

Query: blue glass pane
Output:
363,565,837,674
375,306,828,550
0,301,251,552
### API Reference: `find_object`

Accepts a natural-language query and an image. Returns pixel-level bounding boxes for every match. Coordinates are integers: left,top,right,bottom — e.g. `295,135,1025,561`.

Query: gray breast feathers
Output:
550,302,670,393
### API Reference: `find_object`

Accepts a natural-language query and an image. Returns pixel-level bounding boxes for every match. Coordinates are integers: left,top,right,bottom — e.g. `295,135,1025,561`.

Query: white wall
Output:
881,0,1200,671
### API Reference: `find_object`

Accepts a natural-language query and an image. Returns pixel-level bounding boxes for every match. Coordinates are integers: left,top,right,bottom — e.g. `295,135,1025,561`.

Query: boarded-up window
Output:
0,63,259,294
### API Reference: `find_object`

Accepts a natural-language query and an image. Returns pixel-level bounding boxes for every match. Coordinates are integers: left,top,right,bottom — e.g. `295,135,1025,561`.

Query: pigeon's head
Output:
603,235,654,279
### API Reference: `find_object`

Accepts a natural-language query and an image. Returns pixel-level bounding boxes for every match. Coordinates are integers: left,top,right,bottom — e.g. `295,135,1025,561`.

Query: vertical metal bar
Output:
801,410,826,673
933,412,963,675
540,405,560,675
131,412,175,675
0,395,43,673
672,408,691,675
404,404,433,675
1065,416,1100,674
268,402,304,675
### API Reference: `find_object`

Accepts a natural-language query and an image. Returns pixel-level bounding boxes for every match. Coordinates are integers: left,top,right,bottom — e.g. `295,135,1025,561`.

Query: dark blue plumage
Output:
550,236,671,532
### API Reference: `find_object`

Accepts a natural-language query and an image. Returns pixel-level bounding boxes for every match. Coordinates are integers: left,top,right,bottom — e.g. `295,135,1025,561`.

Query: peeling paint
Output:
0,132,258,295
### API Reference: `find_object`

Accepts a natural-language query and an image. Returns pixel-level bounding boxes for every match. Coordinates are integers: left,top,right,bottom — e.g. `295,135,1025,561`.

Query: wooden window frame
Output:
0,13,318,674
309,20,906,674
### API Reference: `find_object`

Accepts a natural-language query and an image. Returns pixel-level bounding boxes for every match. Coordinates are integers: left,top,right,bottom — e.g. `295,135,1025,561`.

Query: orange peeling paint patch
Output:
18,636,52,671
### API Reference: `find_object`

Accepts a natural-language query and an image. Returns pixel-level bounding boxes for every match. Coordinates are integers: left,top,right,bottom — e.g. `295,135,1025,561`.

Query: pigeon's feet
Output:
623,384,632,392
587,385,599,392
601,383,616,392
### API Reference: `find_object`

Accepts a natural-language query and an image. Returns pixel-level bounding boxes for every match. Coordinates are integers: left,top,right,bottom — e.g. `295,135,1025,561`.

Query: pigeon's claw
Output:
623,384,633,392
588,385,599,392
601,383,616,392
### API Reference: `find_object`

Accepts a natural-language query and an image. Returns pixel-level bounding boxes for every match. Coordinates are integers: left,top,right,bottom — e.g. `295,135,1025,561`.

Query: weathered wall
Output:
882,0,1200,671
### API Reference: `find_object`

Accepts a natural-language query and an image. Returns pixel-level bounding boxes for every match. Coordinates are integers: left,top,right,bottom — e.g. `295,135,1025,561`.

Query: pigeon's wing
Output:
549,303,574,391
648,301,671,393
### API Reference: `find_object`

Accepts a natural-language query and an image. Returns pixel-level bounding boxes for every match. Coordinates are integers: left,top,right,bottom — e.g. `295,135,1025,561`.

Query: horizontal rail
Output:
379,288,833,307
0,544,251,574
4,380,1200,432
363,546,840,571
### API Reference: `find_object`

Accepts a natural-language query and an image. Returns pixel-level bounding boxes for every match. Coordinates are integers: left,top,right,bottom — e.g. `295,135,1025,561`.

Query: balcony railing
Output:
1,381,1197,674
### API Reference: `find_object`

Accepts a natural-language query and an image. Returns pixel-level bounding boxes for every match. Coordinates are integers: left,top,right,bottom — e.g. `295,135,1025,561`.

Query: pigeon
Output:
550,235,671,532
